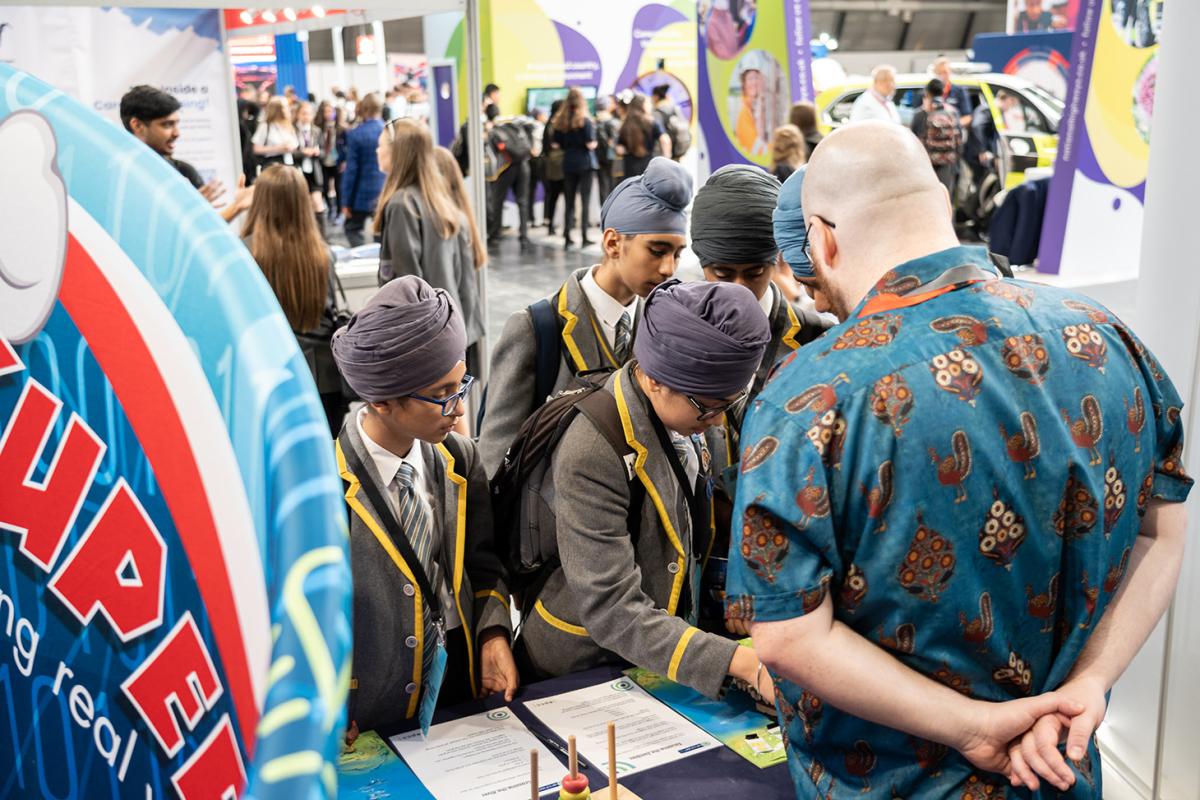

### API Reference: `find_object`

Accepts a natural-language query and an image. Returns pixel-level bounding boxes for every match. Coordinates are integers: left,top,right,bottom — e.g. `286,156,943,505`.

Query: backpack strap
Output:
575,389,646,549
474,291,564,431
529,294,564,406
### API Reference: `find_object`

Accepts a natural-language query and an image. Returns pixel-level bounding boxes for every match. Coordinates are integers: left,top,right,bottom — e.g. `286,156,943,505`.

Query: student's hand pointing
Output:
200,178,227,207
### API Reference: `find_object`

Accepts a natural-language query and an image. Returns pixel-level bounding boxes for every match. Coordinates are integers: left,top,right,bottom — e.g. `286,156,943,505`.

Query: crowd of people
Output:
116,73,1191,800
450,82,696,251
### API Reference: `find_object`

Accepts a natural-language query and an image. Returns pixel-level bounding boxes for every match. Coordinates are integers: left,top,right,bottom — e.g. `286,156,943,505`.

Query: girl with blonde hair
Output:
253,95,300,169
432,145,487,270
769,123,806,183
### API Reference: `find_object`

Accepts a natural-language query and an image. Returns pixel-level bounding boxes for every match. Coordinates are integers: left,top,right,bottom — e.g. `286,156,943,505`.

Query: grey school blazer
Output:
478,266,639,478
519,364,739,699
378,185,485,347
336,423,512,733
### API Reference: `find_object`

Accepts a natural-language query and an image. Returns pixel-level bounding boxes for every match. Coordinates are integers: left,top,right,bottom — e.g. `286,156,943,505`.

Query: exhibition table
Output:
349,664,795,799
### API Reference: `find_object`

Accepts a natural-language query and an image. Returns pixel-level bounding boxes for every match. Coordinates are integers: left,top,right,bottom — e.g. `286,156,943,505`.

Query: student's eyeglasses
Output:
686,390,747,422
803,216,837,263
407,375,475,417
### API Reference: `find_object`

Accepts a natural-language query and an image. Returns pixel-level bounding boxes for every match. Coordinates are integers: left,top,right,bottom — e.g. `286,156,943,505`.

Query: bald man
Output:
726,121,1192,798
849,65,900,125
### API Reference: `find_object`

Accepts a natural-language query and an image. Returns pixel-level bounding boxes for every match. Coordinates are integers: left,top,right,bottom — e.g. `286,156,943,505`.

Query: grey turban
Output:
690,165,780,267
601,157,693,236
773,166,813,278
331,275,466,403
634,279,771,398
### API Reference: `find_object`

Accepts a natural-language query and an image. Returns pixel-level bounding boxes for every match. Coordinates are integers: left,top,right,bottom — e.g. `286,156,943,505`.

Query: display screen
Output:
526,86,598,116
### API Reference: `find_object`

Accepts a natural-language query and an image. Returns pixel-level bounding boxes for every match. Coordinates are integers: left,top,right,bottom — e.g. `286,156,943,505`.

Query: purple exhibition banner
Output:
1038,0,1102,274
1038,0,1162,278
785,0,817,106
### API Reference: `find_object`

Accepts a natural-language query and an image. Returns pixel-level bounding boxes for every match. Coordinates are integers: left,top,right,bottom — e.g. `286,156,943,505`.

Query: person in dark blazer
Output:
340,93,387,247
477,157,694,478
516,280,776,702
551,87,598,249
331,276,516,737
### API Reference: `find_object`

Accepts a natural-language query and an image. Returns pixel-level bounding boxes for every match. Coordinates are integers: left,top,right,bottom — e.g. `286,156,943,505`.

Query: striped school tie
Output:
394,462,440,690
614,311,632,363
671,434,699,484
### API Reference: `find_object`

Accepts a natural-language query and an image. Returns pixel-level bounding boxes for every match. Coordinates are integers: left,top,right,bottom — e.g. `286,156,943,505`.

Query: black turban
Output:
690,164,780,267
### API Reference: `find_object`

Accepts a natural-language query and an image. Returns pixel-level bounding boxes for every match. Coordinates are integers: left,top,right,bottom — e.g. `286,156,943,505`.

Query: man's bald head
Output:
803,121,949,228
797,121,960,319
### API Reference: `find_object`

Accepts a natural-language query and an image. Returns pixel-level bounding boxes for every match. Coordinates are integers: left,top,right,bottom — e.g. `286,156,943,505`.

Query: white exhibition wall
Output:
1100,0,1200,797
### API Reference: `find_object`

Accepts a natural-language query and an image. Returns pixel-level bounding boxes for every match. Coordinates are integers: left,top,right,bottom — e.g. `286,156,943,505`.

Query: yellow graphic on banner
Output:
1084,1,1159,189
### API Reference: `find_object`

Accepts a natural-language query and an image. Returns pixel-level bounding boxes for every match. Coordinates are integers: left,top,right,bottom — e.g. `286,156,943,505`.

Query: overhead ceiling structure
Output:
810,0,1007,51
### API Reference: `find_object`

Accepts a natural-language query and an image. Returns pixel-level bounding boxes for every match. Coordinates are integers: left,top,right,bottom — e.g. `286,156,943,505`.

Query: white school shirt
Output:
580,265,639,352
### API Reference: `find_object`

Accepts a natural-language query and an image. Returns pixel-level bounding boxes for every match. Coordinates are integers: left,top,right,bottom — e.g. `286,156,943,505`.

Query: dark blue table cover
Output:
377,665,795,799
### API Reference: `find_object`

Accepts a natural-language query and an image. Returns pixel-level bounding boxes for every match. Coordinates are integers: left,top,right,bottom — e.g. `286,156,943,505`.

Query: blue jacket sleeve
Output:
343,129,360,210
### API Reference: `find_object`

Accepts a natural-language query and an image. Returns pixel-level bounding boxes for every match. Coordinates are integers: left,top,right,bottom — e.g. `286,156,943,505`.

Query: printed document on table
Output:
390,708,563,800
524,675,720,777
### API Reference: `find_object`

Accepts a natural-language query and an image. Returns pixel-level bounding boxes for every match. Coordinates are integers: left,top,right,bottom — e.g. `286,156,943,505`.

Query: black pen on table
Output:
532,729,590,770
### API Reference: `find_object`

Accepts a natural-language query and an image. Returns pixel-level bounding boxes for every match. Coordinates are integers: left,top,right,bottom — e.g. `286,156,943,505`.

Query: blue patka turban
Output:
601,157,692,236
773,166,813,279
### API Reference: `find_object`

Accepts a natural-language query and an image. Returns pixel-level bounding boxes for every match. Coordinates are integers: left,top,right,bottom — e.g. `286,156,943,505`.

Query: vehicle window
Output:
1004,92,1052,136
991,83,1060,134
1022,85,1064,132
827,92,861,126
897,87,922,111
964,89,985,115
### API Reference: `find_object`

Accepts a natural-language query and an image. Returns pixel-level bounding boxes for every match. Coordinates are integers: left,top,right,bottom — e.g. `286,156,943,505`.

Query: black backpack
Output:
490,120,534,163
655,107,692,159
489,379,643,619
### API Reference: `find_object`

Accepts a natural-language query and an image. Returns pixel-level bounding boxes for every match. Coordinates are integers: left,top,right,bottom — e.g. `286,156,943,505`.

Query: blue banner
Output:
0,65,350,799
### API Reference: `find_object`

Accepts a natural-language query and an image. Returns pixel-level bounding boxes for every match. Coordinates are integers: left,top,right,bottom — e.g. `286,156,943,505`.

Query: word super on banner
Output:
0,66,351,798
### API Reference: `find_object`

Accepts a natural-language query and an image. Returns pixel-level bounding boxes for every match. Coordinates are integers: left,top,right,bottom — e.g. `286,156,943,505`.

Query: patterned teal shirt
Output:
726,246,1192,799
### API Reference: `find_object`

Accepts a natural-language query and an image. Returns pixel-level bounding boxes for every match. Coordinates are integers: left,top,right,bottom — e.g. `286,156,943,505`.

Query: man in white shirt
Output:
849,65,901,125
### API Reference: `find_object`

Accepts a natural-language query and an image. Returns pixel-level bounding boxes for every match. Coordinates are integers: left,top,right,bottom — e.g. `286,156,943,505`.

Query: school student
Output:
691,164,831,440
374,119,485,383
516,279,776,702
477,157,693,478
331,276,517,735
